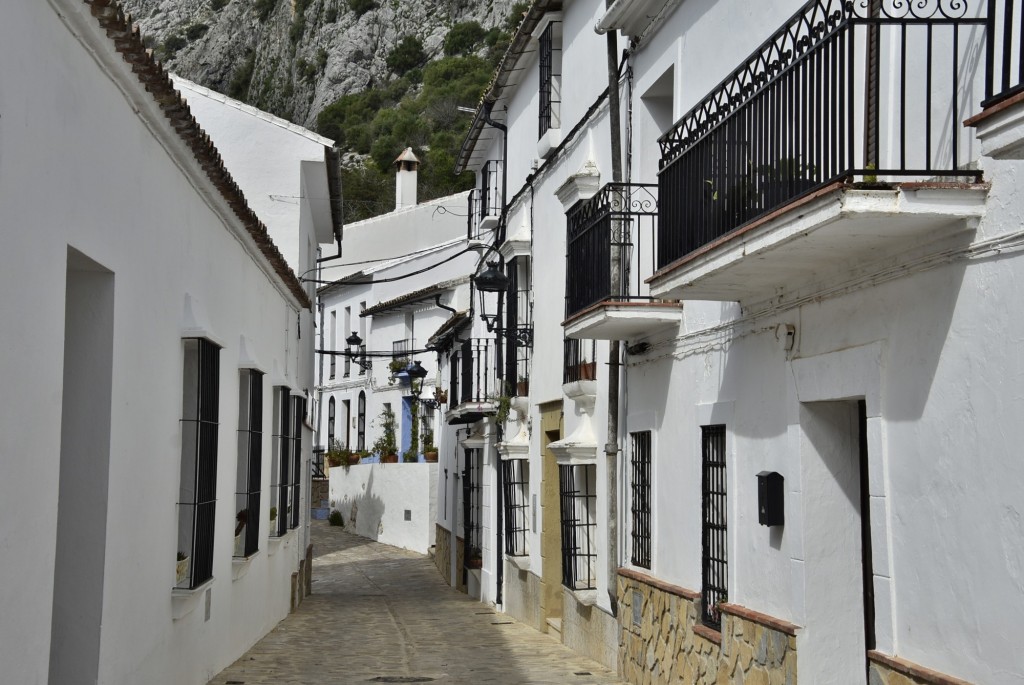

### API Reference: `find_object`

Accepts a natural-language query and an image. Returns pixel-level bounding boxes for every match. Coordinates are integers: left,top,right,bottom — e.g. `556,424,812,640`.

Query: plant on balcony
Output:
466,545,483,569
326,439,347,468
372,405,398,463
422,430,438,463
388,358,410,374
516,374,529,397
493,392,512,424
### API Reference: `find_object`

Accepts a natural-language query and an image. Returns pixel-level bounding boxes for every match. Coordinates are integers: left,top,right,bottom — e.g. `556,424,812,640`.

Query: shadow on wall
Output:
335,467,387,542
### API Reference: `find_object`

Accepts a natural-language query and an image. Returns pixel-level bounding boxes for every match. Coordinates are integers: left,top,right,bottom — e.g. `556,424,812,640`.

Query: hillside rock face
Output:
122,0,515,131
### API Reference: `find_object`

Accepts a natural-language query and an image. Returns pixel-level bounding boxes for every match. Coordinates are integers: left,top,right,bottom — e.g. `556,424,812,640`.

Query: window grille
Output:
462,448,483,574
559,464,597,591
343,354,351,378
289,395,305,530
356,391,366,451
501,459,529,556
177,338,220,589
630,431,652,569
563,337,596,384
327,397,335,446
329,353,336,380
270,386,291,537
538,22,562,138
234,369,262,558
392,338,412,362
701,424,727,629
504,257,533,389
358,344,367,376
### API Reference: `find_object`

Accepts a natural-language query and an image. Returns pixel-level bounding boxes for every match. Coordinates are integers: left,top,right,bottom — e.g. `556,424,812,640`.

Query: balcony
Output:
562,183,682,340
967,0,1024,158
650,0,991,303
468,160,503,242
445,338,498,425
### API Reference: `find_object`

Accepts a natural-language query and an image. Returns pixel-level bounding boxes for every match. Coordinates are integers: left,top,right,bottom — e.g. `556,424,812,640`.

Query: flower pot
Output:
578,362,596,380
424,450,439,463
466,556,482,570
381,453,399,464
175,556,190,585
516,380,529,396
347,453,361,465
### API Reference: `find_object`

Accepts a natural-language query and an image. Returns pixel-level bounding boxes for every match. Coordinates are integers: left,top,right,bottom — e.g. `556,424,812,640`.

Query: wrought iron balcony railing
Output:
447,338,497,408
656,0,990,270
565,183,658,319
467,160,503,241
986,0,1024,106
563,338,596,384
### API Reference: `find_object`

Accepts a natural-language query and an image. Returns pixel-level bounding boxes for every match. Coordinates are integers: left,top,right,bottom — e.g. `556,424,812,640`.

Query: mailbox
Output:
756,471,784,527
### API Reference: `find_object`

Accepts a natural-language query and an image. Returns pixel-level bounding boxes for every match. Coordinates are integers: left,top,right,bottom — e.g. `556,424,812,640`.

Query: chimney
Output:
394,147,419,210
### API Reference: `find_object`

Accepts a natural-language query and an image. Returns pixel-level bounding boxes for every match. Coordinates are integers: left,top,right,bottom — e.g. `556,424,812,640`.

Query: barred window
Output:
234,369,263,558
462,448,484,573
177,338,220,589
289,395,305,530
630,431,652,569
502,458,529,556
356,391,366,451
270,386,291,537
701,425,728,629
559,464,597,591
538,21,562,138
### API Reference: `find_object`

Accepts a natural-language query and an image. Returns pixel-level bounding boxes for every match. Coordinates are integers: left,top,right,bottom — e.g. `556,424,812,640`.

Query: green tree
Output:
386,35,426,76
444,20,485,56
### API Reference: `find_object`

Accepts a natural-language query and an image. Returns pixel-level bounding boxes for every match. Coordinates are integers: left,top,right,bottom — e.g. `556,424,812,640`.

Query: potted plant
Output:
465,545,483,569
347,449,362,465
577,361,596,380
422,430,438,463
175,551,190,585
434,388,448,404
326,439,346,469
494,394,512,424
269,506,278,532
372,405,398,463
234,509,248,556
516,374,529,397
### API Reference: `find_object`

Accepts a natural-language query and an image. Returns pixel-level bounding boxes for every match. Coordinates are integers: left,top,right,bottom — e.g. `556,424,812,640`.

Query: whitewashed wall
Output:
329,463,439,553
0,2,316,683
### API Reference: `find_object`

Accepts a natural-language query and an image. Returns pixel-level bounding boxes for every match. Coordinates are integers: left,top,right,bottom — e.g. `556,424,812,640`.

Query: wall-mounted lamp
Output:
345,331,372,371
473,261,509,332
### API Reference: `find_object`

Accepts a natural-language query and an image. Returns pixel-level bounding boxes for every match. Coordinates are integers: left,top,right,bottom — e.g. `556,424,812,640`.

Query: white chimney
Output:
394,147,419,210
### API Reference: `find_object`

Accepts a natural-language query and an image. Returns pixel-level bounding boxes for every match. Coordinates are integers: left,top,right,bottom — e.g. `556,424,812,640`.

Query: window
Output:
502,458,529,556
504,256,533,389
329,311,337,379
235,369,263,558
630,431,652,569
559,464,597,591
289,395,305,529
177,338,220,589
538,20,562,138
270,386,291,537
356,391,366,451
701,425,727,629
462,448,483,572
563,337,596,384
327,397,336,446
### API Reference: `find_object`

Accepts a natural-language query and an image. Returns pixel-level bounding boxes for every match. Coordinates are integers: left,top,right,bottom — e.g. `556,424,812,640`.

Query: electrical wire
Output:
299,243,460,279
302,246,477,285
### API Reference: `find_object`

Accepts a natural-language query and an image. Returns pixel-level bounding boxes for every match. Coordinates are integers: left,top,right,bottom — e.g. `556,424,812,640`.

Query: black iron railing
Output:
504,257,533,391
468,161,503,240
657,0,988,269
565,183,658,319
448,338,497,407
236,369,263,558
539,21,562,137
986,0,1024,106
559,464,597,591
563,338,596,384
462,448,483,578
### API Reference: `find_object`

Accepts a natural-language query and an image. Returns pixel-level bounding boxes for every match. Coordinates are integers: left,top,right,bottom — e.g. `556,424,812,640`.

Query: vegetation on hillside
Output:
317,3,528,223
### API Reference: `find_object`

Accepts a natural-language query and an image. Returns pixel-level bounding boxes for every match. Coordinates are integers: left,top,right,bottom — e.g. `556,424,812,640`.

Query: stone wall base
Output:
562,588,619,671
618,569,797,685
504,563,543,631
869,651,975,685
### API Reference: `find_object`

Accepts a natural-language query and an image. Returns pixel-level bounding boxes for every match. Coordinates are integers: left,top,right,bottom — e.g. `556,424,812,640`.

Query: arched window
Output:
327,397,336,446
357,391,366,451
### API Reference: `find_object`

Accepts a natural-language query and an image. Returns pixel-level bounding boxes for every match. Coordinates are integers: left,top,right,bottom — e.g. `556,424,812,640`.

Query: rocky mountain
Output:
121,0,516,130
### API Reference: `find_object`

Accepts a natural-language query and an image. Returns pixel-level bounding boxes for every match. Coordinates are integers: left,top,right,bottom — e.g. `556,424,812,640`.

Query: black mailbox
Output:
756,471,784,527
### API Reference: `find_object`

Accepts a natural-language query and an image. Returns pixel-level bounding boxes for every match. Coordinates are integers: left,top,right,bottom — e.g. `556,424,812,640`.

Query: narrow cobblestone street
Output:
208,522,625,685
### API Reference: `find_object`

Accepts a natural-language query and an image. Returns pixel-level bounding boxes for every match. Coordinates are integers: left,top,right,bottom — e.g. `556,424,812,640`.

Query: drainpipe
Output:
604,2,623,619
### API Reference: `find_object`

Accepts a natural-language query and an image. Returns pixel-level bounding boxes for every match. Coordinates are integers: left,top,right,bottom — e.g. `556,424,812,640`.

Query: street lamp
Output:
345,331,372,371
473,260,509,332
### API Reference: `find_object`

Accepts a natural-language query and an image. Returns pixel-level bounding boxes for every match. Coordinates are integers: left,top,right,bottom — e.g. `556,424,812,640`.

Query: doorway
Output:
799,399,874,683
49,249,115,684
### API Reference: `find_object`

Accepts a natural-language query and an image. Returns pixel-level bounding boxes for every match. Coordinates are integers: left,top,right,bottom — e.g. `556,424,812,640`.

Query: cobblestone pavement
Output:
208,521,625,685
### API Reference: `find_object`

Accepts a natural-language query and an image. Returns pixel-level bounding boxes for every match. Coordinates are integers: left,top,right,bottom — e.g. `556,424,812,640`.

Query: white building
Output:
316,156,475,554
447,0,1024,683
0,1,337,683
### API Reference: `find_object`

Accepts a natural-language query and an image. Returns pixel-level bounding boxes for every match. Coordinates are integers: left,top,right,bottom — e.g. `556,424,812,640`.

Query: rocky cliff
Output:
121,0,516,130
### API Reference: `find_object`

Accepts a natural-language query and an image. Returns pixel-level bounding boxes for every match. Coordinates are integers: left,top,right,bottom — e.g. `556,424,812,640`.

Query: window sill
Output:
692,623,722,646
565,587,598,607
537,127,562,159
232,550,261,581
268,528,296,556
506,554,531,572
171,578,213,621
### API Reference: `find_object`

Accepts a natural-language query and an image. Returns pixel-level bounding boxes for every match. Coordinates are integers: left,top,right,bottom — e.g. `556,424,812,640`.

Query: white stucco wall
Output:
0,3,314,683
329,463,439,554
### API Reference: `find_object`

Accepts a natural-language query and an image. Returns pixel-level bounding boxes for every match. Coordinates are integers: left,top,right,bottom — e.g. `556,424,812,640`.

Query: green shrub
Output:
211,0,228,10
444,20,485,56
328,510,344,527
348,0,375,16
185,23,209,41
325,6,338,22
162,33,186,57
386,35,426,76
254,0,277,22
228,53,256,101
